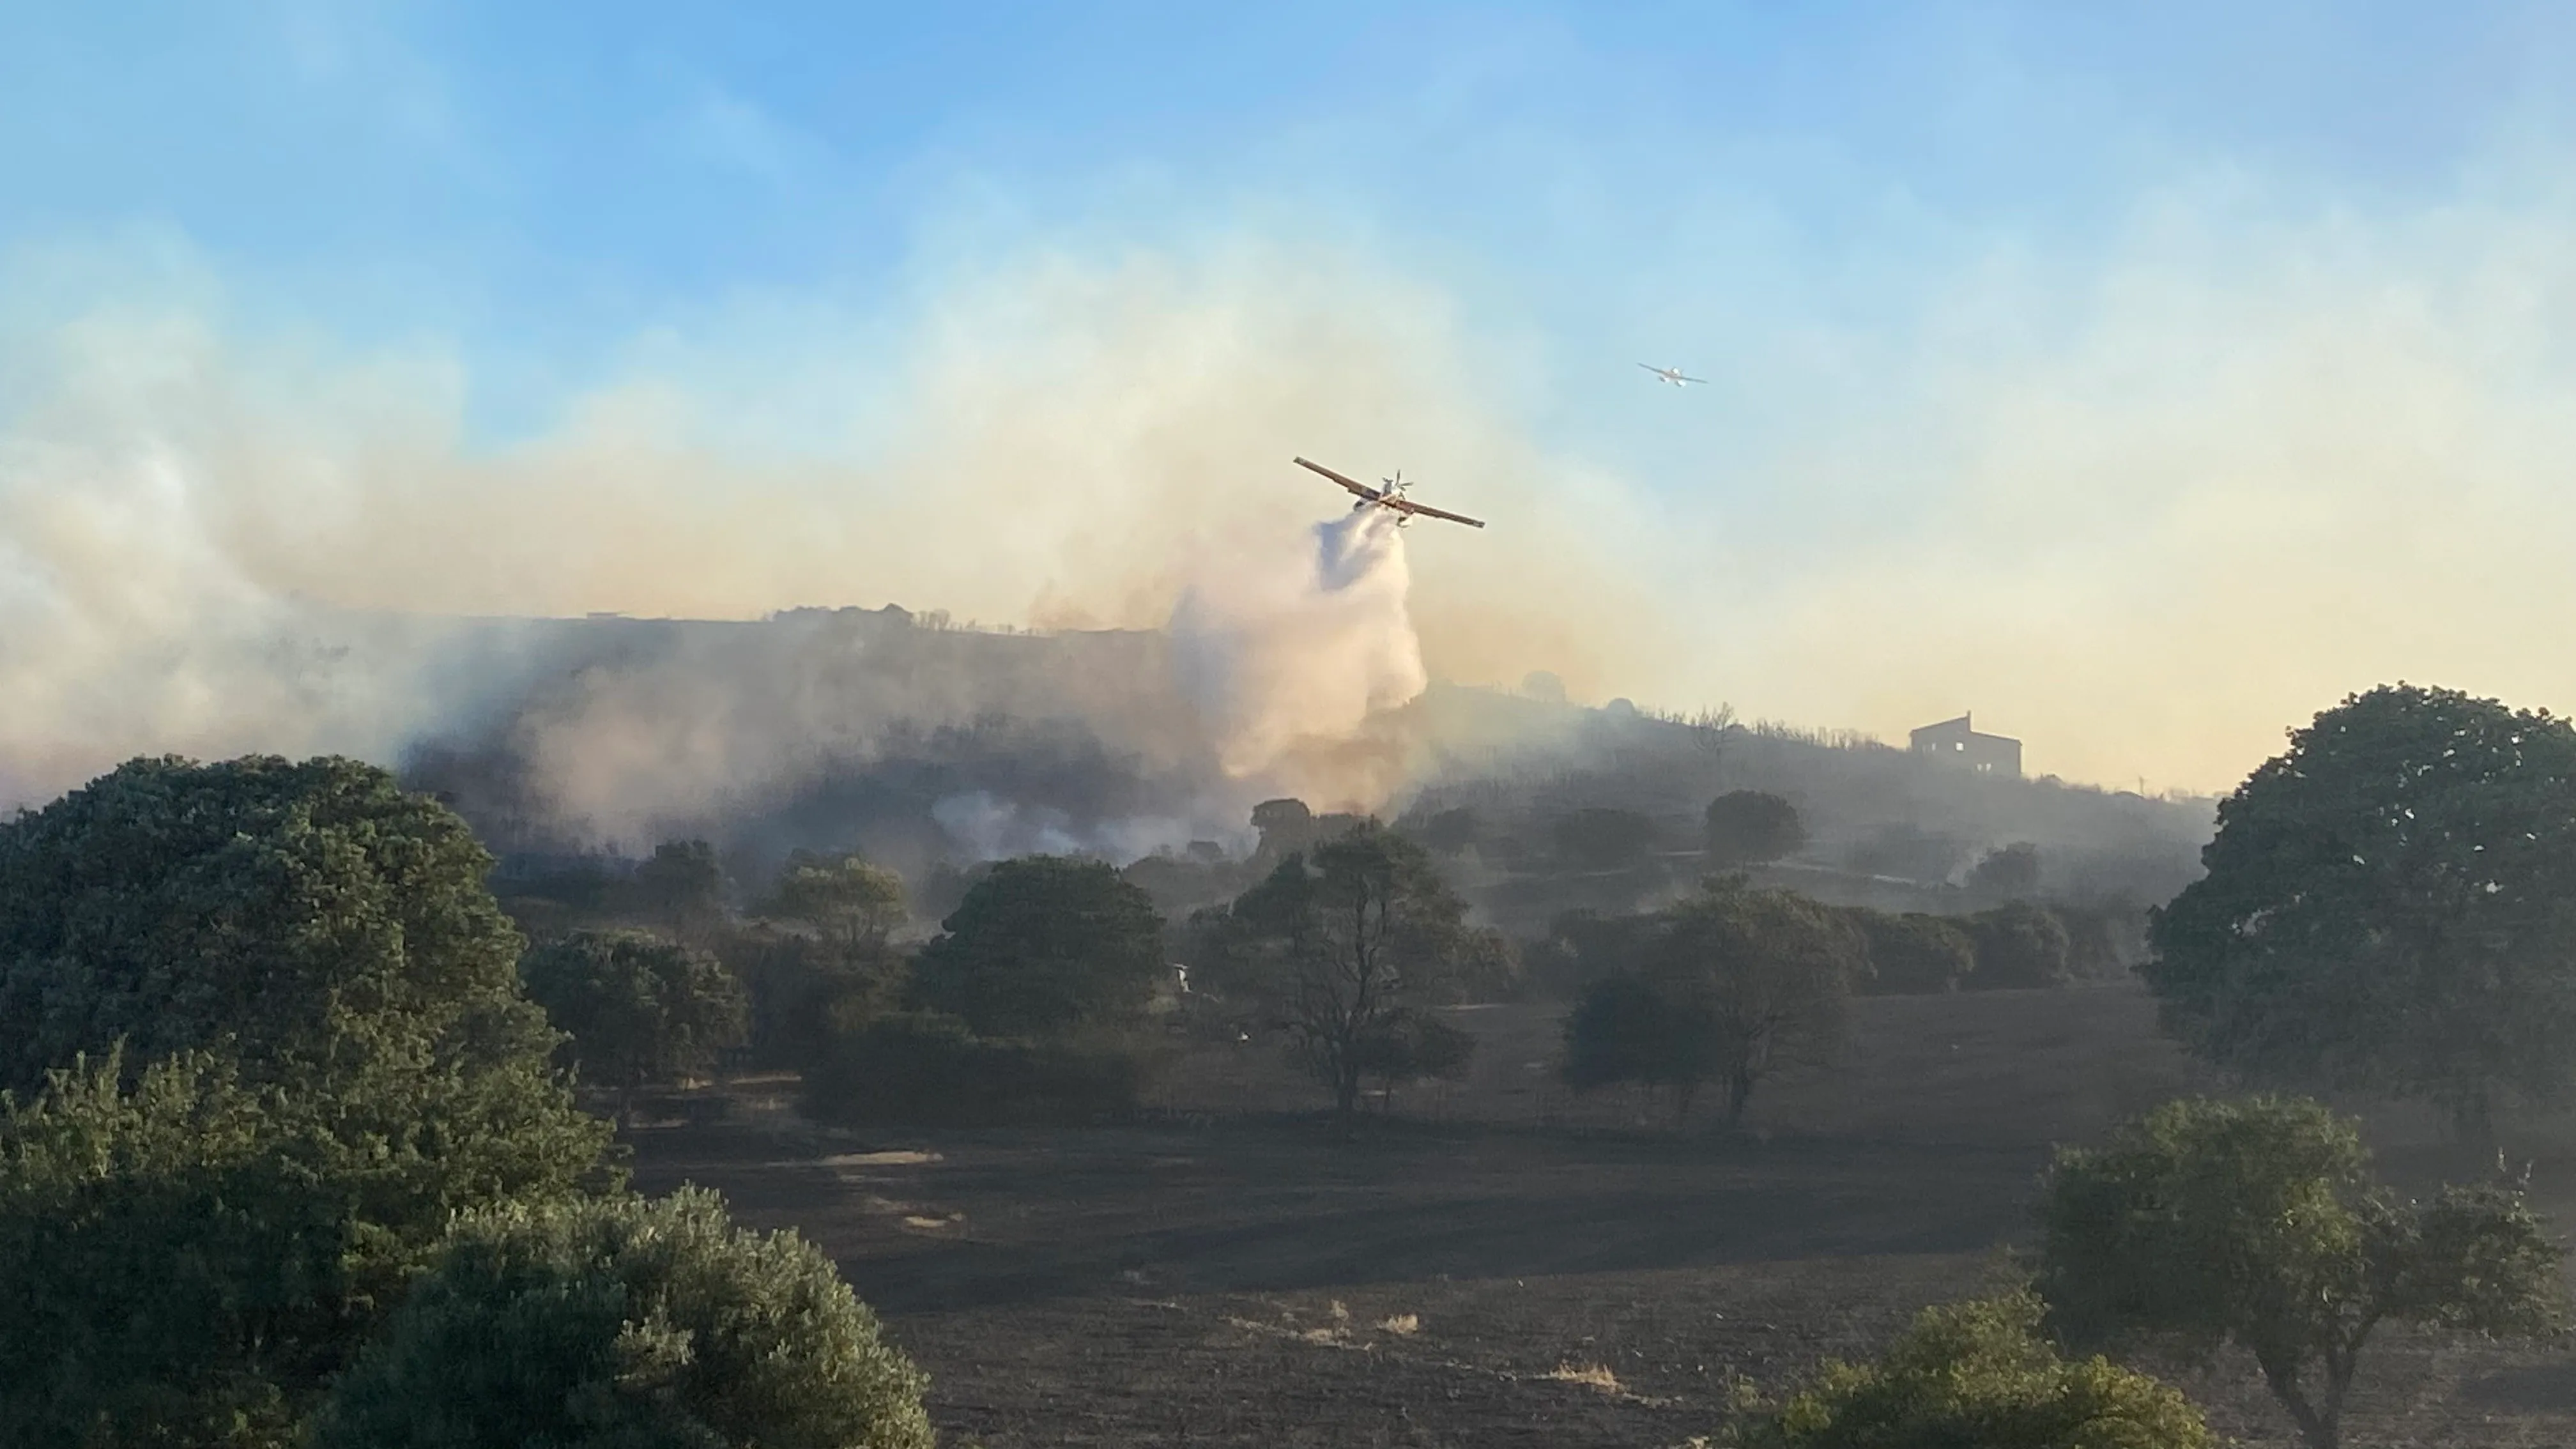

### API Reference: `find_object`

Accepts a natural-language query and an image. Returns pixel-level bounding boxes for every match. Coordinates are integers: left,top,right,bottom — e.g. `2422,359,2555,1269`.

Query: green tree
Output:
0,1048,611,1448
1734,1290,2214,1449
631,838,728,939
908,855,1167,1038
0,755,555,1093
521,931,748,1110
1348,1008,1477,1112
1963,901,2073,990
1848,910,1975,995
0,756,611,1446
1553,806,1660,871
2145,685,2576,1145
1705,790,1805,868
1222,821,1472,1124
765,849,908,953
1969,841,2043,897
1562,884,1860,1125
312,1187,933,1449
2035,1096,2564,1449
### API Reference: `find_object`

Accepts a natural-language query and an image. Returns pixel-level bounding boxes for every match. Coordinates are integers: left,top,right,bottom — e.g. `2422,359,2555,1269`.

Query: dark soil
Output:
629,986,2576,1447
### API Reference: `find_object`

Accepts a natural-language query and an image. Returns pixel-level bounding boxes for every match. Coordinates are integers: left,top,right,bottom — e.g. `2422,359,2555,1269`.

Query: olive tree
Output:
313,1188,933,1449
765,849,908,954
1705,790,1805,868
1735,1291,2214,1449
2146,685,2576,1146
1218,821,1472,1124
0,756,611,1446
2035,1096,2563,1449
1562,884,1860,1126
908,855,1167,1038
521,930,748,1107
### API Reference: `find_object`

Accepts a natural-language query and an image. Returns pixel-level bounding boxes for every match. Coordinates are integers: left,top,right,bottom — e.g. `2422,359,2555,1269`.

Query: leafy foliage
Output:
1552,806,1660,871
630,838,728,939
1705,790,1806,868
312,1187,933,1449
2145,684,2576,1138
1968,840,2043,897
765,849,908,951
1847,910,1975,995
0,757,613,1446
521,930,749,1096
1219,821,1472,1121
909,855,1167,1038
2036,1095,2565,1449
0,755,553,1094
1963,901,2073,990
1347,1008,1477,1107
1561,884,1860,1124
0,1048,612,1448
1734,1290,2214,1449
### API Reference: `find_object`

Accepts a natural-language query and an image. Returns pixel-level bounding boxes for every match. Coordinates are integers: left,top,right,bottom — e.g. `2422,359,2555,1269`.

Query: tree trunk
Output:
2257,1350,2338,1449
1722,1070,1754,1127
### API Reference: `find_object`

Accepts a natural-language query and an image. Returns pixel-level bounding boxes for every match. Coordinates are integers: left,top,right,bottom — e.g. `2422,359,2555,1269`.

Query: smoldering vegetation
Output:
390,600,2212,953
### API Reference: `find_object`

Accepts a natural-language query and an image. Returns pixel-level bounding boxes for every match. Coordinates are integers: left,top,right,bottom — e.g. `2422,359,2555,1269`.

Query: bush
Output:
910,855,1167,1038
1705,790,1805,868
2037,1095,2564,1449
1553,807,1660,871
799,1013,1151,1127
0,1049,613,1449
312,1188,933,1449
521,930,748,1098
1963,901,2073,990
1734,1290,2213,1449
1848,910,1975,995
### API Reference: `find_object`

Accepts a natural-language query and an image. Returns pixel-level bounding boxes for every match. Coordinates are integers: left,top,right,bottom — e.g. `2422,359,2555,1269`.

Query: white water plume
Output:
1169,505,1428,786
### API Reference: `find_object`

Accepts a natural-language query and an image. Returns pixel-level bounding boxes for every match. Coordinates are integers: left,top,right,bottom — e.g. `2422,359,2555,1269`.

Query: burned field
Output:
631,987,2576,1448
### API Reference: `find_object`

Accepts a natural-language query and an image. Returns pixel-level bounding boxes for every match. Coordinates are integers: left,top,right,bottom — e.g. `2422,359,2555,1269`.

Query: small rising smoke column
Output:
1170,506,1427,782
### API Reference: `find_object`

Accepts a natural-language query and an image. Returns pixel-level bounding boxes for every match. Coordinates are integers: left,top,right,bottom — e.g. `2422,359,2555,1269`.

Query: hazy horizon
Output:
8,2,2575,802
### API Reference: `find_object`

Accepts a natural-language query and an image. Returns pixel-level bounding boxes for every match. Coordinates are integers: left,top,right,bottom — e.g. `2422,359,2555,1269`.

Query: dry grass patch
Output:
1378,1314,1422,1335
1545,1362,1626,1395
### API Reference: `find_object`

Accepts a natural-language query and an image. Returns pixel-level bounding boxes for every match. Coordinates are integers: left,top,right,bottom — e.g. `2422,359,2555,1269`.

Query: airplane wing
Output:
1384,496,1487,529
1292,456,1378,500
1679,374,1708,385
1636,362,1664,375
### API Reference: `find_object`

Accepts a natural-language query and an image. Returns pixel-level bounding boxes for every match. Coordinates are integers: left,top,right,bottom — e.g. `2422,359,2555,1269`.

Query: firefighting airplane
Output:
1291,457,1486,530
1639,362,1707,386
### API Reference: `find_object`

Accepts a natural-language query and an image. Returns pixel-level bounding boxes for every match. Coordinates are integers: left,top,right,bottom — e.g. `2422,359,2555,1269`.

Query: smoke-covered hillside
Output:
397,604,2214,917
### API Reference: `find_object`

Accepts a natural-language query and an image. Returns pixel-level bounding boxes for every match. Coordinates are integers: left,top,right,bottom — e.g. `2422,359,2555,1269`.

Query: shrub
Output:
2037,1095,2564,1449
312,1188,933,1449
799,1012,1151,1127
1734,1290,2213,1449
1705,790,1805,868
909,855,1166,1038
1848,910,1975,995
521,930,748,1100
1962,901,2073,990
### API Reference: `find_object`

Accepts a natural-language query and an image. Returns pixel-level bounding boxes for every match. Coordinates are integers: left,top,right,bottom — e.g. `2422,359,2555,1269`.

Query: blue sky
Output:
4,1,2575,791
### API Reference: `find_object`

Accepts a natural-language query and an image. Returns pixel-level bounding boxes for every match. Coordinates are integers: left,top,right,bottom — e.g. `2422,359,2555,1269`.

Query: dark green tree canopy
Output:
1968,841,2043,898
1963,901,2073,990
0,755,547,1092
1848,910,1975,995
1562,884,1859,1125
631,838,728,936
312,1187,933,1449
1704,790,1805,868
2145,684,2576,1133
521,930,749,1093
764,849,908,951
909,855,1167,1039
1221,821,1473,1121
1552,806,1660,871
0,1048,613,1448
2036,1095,2564,1449
1737,1291,2214,1449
